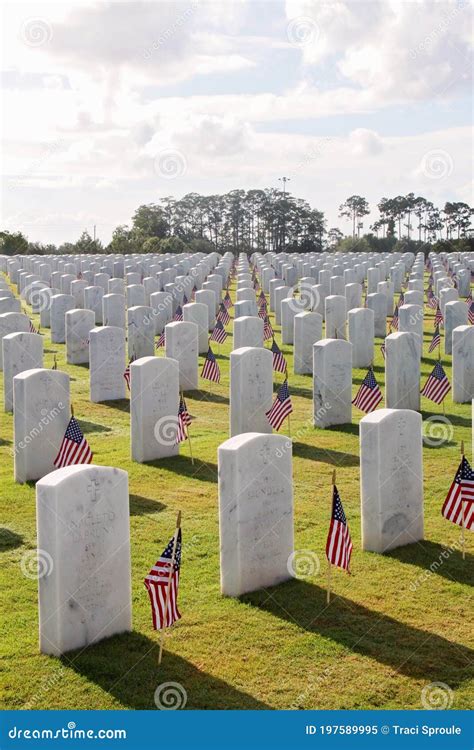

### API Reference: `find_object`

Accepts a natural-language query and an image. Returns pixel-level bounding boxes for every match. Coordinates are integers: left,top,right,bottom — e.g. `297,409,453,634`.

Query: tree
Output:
328,227,344,247
0,230,29,255
443,202,473,239
159,236,189,254
338,196,370,237
74,230,103,254
132,204,169,238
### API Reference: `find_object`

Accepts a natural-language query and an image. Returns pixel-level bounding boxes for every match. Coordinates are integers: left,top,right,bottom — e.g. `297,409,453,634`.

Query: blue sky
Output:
1,0,472,244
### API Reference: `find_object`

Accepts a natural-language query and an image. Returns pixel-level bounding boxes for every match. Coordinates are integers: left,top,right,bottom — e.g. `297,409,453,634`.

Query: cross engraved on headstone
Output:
87,480,101,503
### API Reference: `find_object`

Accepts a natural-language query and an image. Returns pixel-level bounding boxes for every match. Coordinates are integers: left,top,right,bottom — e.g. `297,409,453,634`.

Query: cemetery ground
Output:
0,275,473,711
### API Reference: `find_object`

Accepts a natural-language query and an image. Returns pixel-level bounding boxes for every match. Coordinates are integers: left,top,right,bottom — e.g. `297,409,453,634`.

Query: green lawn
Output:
0,272,473,711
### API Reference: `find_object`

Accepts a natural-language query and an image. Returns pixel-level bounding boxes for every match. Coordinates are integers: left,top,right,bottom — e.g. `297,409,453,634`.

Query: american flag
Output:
427,292,438,310
217,302,230,325
271,338,287,374
265,379,293,430
223,291,233,309
441,456,474,531
264,315,274,341
210,319,228,344
29,319,39,334
53,416,93,468
380,341,386,360
466,291,472,306
428,326,441,353
420,361,451,404
390,305,399,330
258,290,266,305
326,485,353,572
434,305,444,327
156,330,166,348
468,301,474,325
176,396,191,444
124,355,136,389
258,304,267,319
398,292,405,307
201,346,220,383
352,367,382,413
173,305,183,322
144,528,182,630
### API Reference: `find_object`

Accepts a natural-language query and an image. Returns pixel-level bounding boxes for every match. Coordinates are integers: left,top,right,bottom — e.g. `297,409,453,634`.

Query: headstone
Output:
367,292,387,337
385,332,420,411
218,432,293,596
126,284,146,308
444,301,468,355
234,299,257,319
230,347,273,436
84,286,104,324
233,316,264,350
50,294,75,344
66,309,95,365
130,356,179,461
165,321,199,391
452,325,474,403
0,297,21,314
360,408,423,552
103,293,126,328
90,326,126,402
150,291,173,334
325,295,346,339
183,302,209,354
195,289,216,331
294,312,322,375
13,369,70,483
274,286,291,326
127,306,155,360
3,332,43,412
348,307,374,368
281,298,299,345
345,282,362,312
399,304,423,357
313,339,352,427
0,312,30,369
36,464,132,655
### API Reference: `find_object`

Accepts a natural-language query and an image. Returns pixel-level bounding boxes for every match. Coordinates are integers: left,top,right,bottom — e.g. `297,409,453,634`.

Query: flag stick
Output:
70,403,74,418
327,469,336,604
158,510,182,665
182,393,194,465
461,441,466,560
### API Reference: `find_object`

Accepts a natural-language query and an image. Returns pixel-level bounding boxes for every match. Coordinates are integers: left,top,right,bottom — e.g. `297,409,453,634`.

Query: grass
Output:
0,272,473,711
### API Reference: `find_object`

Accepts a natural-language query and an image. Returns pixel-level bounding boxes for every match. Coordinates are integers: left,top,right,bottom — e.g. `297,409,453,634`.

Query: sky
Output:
1,0,473,245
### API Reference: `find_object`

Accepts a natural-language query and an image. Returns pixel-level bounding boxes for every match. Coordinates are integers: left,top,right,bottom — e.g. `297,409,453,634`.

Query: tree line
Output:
1,190,472,256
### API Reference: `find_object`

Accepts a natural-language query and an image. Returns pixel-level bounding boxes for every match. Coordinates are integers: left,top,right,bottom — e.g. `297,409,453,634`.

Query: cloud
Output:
349,128,385,157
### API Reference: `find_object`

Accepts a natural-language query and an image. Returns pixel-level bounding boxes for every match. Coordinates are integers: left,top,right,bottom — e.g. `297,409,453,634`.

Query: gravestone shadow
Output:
292,441,359,467
62,630,270,709
77,420,112,434
241,579,473,688
0,527,24,551
385,540,473,587
129,494,166,517
147,455,219,483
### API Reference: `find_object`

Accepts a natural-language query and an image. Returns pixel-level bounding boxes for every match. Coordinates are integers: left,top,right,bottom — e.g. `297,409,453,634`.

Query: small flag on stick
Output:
265,379,293,430
271,338,287,374
441,445,474,559
201,346,220,383
428,326,441,353
420,361,451,404
124,355,136,389
210,319,227,344
326,471,353,603
53,408,93,468
352,367,382,413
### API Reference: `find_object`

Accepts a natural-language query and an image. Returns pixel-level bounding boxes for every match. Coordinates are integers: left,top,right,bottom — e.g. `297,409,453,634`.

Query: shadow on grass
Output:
195,391,229,405
287,384,312,399
241,580,473,687
99,399,130,413
147,455,218,483
129,494,166,517
386,540,473,587
0,527,24,551
78,420,113,435
421,410,471,428
63,630,270,709
0,437,12,446
292,441,359,467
